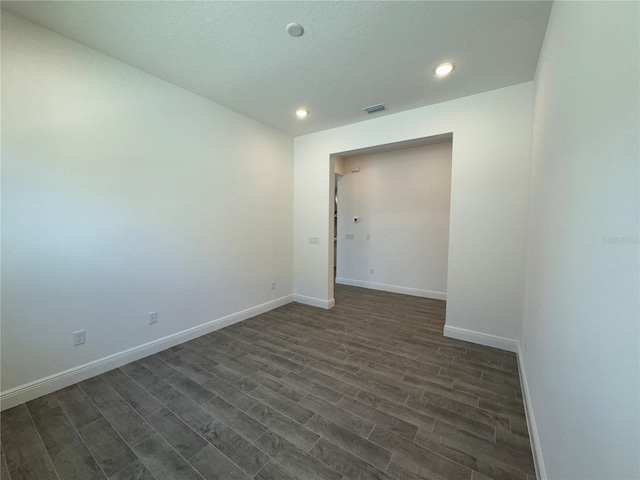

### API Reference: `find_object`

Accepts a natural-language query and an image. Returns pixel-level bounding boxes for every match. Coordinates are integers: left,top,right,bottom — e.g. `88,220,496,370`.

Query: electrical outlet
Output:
366,234,371,240
73,330,85,346
369,268,374,274
149,311,158,325
271,281,276,290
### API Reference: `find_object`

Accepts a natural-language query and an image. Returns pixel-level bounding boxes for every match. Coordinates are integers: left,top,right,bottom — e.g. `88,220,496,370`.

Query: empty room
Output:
1,2,638,480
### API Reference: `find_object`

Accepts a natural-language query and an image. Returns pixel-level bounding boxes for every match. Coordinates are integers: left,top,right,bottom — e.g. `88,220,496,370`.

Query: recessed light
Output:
295,108,308,118
435,62,455,77
286,23,304,37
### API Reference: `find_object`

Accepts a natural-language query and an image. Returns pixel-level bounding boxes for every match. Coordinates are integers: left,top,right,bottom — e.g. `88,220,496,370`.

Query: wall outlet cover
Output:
73,330,85,346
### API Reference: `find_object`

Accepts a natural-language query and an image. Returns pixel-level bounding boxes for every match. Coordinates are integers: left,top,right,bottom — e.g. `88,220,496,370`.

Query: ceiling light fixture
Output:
435,62,455,77
295,108,308,118
286,23,304,37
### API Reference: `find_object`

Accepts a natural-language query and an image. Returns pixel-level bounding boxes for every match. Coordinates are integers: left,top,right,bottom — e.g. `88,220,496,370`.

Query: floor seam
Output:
24,404,63,480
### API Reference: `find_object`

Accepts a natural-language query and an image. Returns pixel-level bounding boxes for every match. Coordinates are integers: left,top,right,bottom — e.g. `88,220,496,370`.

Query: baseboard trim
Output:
442,326,546,478
292,294,335,309
335,277,446,301
517,345,547,480
0,294,294,411
443,325,518,352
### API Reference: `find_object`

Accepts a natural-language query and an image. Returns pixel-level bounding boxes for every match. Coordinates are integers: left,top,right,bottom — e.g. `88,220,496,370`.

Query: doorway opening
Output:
330,133,453,306
333,172,341,280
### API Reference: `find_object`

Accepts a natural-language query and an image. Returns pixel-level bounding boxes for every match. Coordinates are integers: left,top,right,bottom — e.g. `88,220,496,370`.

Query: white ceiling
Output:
1,1,552,136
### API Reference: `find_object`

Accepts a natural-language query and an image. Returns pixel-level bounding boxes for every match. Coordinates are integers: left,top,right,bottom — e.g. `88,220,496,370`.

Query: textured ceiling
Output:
1,1,551,136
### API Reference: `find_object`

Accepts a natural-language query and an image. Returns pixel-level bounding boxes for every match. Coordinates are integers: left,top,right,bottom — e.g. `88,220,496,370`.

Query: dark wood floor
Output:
1,285,536,480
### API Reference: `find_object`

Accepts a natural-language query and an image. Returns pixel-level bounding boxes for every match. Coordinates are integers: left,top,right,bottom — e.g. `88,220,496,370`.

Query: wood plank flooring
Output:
1,285,536,480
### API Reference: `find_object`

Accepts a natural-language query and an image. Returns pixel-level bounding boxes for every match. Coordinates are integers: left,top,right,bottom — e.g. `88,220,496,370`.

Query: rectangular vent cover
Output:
363,103,386,114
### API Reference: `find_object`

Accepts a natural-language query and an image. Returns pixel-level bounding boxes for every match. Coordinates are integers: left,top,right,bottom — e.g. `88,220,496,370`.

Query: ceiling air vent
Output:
363,103,386,114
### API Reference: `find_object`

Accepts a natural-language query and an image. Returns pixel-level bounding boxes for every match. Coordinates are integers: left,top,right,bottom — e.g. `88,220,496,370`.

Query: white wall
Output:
336,142,452,300
1,13,293,402
522,2,640,479
294,82,533,346
334,156,346,176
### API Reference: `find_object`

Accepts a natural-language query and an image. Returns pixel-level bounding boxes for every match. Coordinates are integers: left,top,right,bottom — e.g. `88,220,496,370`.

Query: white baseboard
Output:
443,325,518,352
442,326,546,478
517,344,547,480
293,294,335,309
0,294,294,411
335,277,446,301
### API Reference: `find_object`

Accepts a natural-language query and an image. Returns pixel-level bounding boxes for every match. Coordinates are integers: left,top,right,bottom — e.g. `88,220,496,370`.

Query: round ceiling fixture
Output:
286,22,304,37
295,108,308,118
435,62,455,77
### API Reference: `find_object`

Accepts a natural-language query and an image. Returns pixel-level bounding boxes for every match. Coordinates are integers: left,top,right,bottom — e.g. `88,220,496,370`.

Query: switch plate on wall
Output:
149,311,158,325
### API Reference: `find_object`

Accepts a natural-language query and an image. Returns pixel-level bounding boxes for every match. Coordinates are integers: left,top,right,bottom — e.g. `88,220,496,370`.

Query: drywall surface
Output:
336,142,452,299
522,2,640,479
1,13,293,393
334,156,346,176
294,82,533,341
